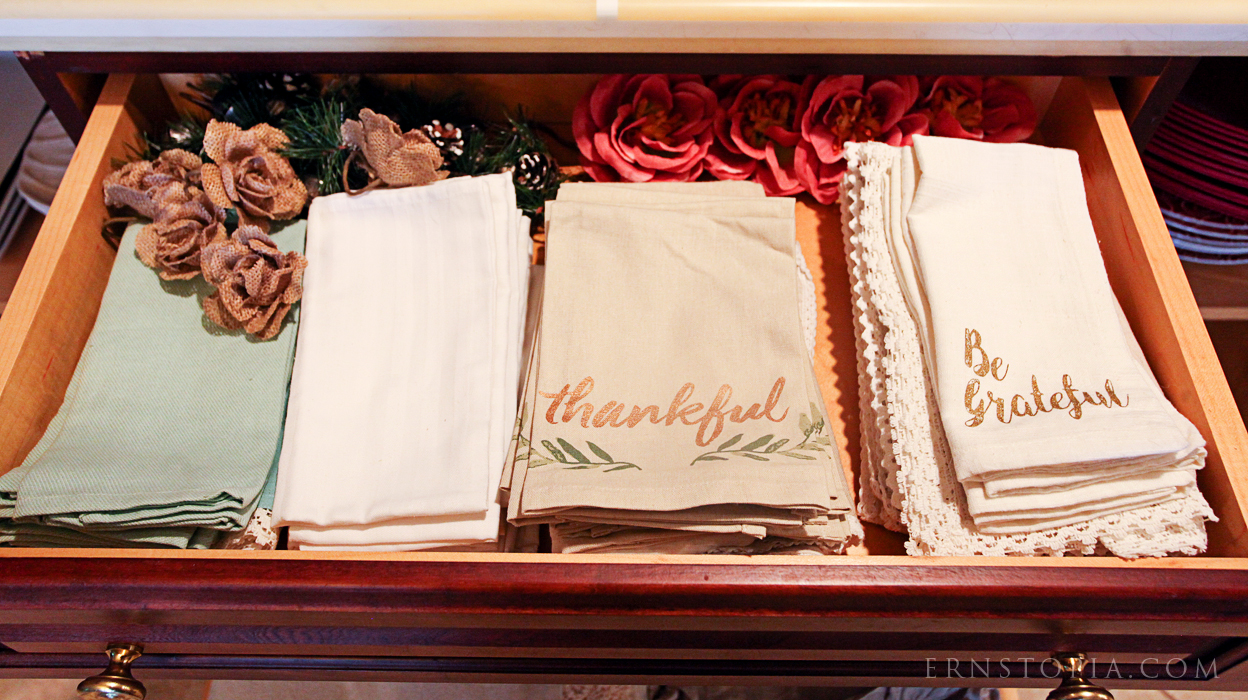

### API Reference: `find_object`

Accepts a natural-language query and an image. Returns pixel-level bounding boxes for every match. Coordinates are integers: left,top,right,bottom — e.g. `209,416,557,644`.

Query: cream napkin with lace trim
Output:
843,138,1212,555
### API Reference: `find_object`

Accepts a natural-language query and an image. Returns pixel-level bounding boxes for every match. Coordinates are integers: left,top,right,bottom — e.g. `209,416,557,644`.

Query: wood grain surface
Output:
0,73,135,477
1042,77,1248,558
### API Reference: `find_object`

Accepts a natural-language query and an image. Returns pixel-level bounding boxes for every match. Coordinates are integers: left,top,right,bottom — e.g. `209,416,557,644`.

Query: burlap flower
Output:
201,225,307,340
134,188,227,280
103,149,203,219
341,108,447,188
200,120,308,230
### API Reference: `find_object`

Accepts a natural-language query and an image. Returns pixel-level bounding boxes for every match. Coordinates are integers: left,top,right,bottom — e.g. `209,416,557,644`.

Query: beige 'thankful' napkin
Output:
506,181,857,554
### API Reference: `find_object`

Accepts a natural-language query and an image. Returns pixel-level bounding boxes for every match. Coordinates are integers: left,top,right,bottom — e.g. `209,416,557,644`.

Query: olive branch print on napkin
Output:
515,406,642,472
691,403,832,465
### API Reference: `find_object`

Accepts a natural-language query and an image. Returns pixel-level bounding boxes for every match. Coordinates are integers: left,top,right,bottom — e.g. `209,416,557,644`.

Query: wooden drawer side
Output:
0,74,141,476
1041,76,1248,557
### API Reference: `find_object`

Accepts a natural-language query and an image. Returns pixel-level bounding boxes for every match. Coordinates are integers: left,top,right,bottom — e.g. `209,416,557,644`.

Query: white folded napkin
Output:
287,511,505,551
273,174,530,550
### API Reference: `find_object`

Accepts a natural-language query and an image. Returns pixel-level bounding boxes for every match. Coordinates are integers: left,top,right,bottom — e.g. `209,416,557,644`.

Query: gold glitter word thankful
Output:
540,377,790,447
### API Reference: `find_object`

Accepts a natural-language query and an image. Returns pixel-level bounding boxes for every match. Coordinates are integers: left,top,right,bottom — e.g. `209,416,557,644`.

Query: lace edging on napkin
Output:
218,507,279,550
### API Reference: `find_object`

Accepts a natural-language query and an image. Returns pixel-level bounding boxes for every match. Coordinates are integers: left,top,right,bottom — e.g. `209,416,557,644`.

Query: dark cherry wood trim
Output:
4,558,1248,623
0,626,1224,655
1205,638,1248,686
0,651,1233,683
1124,57,1201,151
20,51,1171,77
13,52,92,143
1204,638,1248,673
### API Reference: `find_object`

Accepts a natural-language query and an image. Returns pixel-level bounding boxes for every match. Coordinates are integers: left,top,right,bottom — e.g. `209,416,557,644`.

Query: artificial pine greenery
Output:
138,114,207,161
475,111,565,215
450,126,491,176
363,80,471,134
137,74,565,217
185,73,320,129
280,98,358,197
446,111,564,215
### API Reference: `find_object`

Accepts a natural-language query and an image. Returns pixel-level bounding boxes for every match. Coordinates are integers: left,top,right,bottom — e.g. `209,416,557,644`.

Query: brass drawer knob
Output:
77,643,146,700
1047,652,1114,700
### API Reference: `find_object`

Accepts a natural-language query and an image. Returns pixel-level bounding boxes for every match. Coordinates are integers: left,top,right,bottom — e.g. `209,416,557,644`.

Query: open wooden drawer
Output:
1,71,1248,692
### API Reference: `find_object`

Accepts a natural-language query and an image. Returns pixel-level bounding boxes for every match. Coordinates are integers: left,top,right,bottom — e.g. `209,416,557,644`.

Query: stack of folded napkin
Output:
0,221,304,548
503,181,860,554
273,173,530,551
842,135,1214,557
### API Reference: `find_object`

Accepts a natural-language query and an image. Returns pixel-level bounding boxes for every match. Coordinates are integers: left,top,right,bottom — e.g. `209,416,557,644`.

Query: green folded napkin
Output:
0,522,220,549
0,220,304,548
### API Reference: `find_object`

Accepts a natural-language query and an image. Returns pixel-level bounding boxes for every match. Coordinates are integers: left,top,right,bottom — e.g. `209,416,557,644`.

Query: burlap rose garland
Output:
103,131,308,341
103,149,205,221
201,226,308,341
341,108,447,190
134,189,227,281
103,76,579,340
201,120,308,230
103,149,229,281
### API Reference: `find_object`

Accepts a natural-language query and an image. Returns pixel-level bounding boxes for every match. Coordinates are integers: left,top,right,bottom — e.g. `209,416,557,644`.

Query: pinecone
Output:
516,152,553,188
166,124,197,149
421,120,465,158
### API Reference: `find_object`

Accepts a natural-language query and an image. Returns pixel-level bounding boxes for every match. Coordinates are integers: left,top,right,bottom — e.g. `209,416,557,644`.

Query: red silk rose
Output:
573,74,718,182
795,75,928,205
706,75,807,196
917,76,1037,143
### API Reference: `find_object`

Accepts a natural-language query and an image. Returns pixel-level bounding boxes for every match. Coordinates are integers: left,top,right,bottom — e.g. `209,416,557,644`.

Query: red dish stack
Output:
1144,99,1248,264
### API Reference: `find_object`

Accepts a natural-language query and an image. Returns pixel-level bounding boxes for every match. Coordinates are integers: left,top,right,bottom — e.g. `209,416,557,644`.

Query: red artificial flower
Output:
573,74,718,182
706,75,807,196
795,75,928,205
917,76,1038,143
